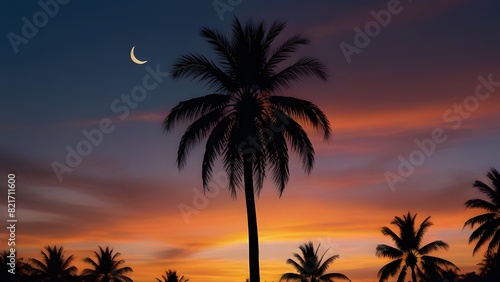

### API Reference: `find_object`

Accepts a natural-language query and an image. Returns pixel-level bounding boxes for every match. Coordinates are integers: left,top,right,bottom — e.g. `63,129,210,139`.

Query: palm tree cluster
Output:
0,246,193,282
0,245,133,282
374,168,500,282
280,242,350,282
164,17,499,282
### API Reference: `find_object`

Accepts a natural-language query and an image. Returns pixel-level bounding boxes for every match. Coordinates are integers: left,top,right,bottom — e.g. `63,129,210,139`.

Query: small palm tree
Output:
156,269,189,282
376,212,458,282
463,168,500,255
280,242,350,282
164,17,331,282
29,245,77,282
82,246,133,282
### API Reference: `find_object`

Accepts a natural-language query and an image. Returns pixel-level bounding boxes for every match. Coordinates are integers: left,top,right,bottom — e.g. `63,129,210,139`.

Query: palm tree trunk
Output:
244,160,260,282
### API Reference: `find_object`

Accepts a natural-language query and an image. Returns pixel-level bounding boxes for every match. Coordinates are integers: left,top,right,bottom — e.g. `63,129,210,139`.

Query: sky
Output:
1,0,500,281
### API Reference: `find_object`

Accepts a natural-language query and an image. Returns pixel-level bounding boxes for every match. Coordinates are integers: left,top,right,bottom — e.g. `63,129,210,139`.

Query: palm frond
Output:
465,198,498,212
415,216,432,247
268,57,327,91
163,94,230,132
316,253,339,276
171,54,236,92
280,272,304,282
266,128,289,195
380,227,404,250
473,180,497,203
464,213,497,229
286,258,307,275
270,96,331,140
177,107,227,168
486,168,500,191
396,266,407,282
469,218,500,254
262,21,287,55
419,240,449,255
264,34,309,74
420,255,459,270
200,27,235,71
223,127,244,197
377,259,402,282
486,228,500,255
376,244,403,259
201,114,234,189
319,272,351,282
278,111,315,173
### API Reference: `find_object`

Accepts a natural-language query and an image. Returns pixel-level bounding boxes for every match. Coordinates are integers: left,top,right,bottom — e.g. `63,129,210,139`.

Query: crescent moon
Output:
130,46,147,65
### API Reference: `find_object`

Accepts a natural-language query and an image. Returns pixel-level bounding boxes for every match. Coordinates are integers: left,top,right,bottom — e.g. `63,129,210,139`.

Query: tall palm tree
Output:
463,168,500,256
280,242,350,282
164,17,331,282
155,269,189,282
29,245,77,282
81,246,133,282
376,212,458,282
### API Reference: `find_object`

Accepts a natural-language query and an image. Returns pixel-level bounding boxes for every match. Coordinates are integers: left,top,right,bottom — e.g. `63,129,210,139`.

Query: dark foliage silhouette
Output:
459,271,482,282
0,251,11,281
29,245,77,282
81,246,133,282
280,242,350,282
164,17,331,282
376,212,458,282
478,250,500,280
155,269,189,282
464,168,500,256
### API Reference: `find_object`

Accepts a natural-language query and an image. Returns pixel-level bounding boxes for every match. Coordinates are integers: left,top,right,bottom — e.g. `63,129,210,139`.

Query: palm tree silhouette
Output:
164,17,331,282
81,246,133,282
280,242,350,282
29,245,77,282
376,212,458,282
1,252,32,282
0,250,11,280
463,168,500,256
155,269,189,282
478,249,500,279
